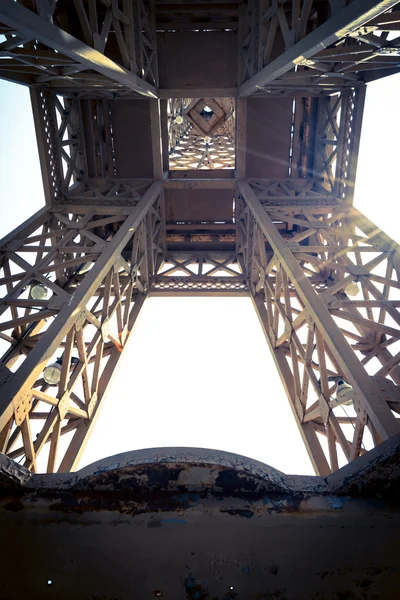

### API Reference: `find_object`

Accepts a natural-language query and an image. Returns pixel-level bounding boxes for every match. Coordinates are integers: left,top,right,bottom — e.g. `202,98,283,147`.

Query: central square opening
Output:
167,97,235,170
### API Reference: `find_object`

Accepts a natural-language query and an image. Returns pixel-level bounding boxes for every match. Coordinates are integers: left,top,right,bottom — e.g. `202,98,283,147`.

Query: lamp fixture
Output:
345,280,360,297
43,360,62,385
43,356,79,386
332,379,354,407
30,282,48,300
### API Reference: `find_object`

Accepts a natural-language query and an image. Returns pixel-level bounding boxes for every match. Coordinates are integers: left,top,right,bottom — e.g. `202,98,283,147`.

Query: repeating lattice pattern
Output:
152,278,247,293
67,179,153,207
168,99,235,170
0,0,158,92
238,183,400,474
0,183,164,472
152,253,247,295
240,1,400,94
37,91,63,200
247,178,336,207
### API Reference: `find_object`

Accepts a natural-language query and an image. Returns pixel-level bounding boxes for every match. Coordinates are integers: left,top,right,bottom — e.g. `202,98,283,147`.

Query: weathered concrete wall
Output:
1,441,400,599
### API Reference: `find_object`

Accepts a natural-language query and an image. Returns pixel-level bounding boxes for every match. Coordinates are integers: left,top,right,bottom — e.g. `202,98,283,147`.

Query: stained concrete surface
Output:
1,439,400,599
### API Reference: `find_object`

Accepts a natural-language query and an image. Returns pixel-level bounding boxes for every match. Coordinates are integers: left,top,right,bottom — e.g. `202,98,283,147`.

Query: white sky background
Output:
0,74,399,476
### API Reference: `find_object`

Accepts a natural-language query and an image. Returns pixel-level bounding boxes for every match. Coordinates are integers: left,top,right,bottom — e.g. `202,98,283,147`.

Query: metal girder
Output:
150,251,247,296
239,0,400,96
30,88,60,205
237,180,400,473
150,100,164,180
0,182,163,471
251,293,331,476
163,179,236,190
30,89,87,201
57,294,147,472
159,88,237,99
0,1,158,98
338,85,366,204
310,88,367,198
235,98,247,178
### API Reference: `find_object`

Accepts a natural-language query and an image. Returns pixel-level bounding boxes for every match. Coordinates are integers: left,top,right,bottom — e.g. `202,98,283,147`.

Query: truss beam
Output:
0,1,158,98
238,180,400,457
239,0,400,96
57,294,146,472
0,182,163,471
151,251,247,296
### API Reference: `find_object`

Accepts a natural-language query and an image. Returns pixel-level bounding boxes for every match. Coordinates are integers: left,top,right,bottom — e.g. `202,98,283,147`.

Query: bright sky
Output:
0,74,399,475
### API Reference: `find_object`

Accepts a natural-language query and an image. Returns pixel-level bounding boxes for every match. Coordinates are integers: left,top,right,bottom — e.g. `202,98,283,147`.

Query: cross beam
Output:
239,0,400,97
0,1,158,98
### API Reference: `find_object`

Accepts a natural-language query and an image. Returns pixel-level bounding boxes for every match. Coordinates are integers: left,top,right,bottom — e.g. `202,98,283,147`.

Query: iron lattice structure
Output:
0,0,400,474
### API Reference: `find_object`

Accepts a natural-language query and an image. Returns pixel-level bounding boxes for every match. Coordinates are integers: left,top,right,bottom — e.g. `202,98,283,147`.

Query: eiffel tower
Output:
0,0,400,477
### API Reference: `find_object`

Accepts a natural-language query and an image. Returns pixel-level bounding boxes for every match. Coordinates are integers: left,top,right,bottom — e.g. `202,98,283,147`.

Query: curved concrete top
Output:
0,446,321,493
70,446,321,494
2,434,400,495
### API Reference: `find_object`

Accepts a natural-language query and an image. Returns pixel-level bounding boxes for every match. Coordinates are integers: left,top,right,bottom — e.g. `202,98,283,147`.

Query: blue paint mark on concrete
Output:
174,493,189,506
327,496,345,509
172,493,201,507
93,463,120,474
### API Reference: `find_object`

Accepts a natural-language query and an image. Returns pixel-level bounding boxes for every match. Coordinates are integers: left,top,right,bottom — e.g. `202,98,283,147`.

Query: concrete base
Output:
1,438,400,599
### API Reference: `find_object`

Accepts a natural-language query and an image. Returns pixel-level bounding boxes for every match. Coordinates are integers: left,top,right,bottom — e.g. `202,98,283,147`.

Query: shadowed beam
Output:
0,1,158,98
159,88,237,98
150,100,163,180
163,179,236,189
239,0,400,97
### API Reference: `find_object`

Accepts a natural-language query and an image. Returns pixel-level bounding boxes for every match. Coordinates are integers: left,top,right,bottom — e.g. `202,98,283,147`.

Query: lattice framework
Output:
0,0,400,474
237,181,400,473
0,184,164,471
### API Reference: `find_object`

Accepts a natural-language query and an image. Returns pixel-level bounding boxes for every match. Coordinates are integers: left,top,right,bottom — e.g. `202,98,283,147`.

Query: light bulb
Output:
43,362,62,386
175,115,183,124
204,136,211,143
334,380,354,407
203,105,212,113
30,282,48,300
345,281,360,297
